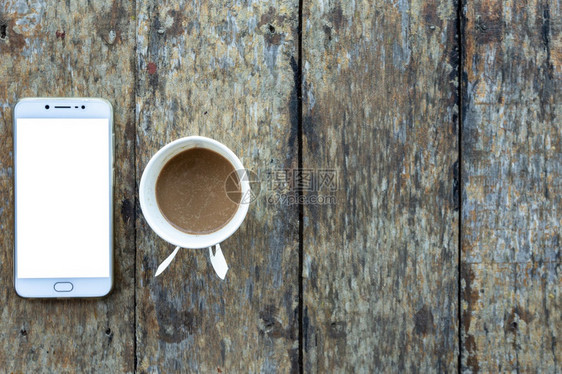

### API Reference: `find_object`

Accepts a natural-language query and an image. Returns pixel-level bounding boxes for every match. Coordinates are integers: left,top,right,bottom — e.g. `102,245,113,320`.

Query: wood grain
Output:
1,0,559,371
0,0,136,372
462,0,561,371
135,1,299,372
302,0,460,371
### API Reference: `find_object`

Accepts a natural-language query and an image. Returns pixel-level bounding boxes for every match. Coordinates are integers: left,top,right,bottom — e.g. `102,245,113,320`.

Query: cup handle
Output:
155,246,181,277
209,244,229,280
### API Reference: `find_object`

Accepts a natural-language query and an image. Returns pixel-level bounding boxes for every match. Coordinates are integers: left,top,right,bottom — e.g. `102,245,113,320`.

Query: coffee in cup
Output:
155,147,241,234
139,136,250,278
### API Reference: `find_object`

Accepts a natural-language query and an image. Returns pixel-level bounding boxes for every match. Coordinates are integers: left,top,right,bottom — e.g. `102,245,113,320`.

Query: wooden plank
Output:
135,1,299,371
462,0,561,371
302,0,459,371
0,0,136,372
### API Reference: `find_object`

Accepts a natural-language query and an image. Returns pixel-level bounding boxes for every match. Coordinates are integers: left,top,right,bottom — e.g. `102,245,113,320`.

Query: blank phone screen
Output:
16,118,110,278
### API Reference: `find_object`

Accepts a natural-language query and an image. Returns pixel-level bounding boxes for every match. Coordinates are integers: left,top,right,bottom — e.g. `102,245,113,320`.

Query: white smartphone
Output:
13,98,114,298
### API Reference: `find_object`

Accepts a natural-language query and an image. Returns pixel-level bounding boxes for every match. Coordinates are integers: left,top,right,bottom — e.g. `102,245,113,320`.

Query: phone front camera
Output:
81,105,85,109
45,105,50,109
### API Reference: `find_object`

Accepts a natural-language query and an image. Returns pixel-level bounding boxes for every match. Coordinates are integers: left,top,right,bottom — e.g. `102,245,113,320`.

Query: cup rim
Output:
139,136,250,249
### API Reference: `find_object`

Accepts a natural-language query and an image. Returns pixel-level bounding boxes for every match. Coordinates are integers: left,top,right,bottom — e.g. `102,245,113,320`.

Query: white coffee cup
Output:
139,136,250,278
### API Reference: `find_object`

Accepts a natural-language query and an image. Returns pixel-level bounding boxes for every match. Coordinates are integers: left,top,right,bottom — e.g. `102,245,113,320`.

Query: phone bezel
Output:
13,98,114,298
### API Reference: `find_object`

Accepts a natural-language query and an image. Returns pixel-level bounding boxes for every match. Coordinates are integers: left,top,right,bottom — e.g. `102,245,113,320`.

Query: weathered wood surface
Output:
461,0,561,372
302,0,460,371
135,0,299,372
0,0,136,372
1,0,561,372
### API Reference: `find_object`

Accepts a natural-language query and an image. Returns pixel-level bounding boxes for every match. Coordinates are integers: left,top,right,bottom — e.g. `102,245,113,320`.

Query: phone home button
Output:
54,282,73,292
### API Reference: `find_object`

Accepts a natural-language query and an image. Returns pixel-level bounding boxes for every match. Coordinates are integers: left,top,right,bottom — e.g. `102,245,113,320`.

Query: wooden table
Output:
1,0,560,372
